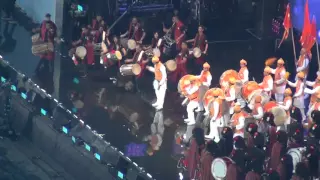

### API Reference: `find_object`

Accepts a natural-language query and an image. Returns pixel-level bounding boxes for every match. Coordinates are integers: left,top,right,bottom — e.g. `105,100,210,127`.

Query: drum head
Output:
127,39,136,50
178,75,197,93
165,60,177,72
76,46,87,58
115,51,123,60
271,106,287,126
287,149,302,170
241,81,260,101
193,47,201,58
211,158,227,179
263,101,277,112
132,64,141,75
153,48,161,57
47,43,54,52
203,88,216,107
219,70,239,90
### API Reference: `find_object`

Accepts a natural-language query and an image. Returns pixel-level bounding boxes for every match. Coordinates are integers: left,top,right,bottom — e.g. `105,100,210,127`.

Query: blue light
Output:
72,108,77,113
117,171,124,179
94,153,101,161
318,30,320,38
11,85,16,92
84,143,91,151
77,5,83,12
72,136,76,143
1,77,6,83
21,92,27,99
40,108,47,116
62,126,68,134
73,77,79,84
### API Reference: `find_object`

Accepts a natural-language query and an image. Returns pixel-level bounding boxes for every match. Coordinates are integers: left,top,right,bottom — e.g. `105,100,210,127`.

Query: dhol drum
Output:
120,38,136,50
31,33,41,43
101,51,122,67
75,46,87,59
31,42,54,56
192,47,202,58
220,69,240,90
203,88,217,108
211,157,235,179
178,75,197,94
263,101,287,126
287,147,306,173
240,81,260,101
248,89,270,105
120,64,141,76
165,59,177,72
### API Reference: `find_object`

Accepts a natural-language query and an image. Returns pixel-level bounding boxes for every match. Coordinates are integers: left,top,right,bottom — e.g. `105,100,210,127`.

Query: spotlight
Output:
318,30,320,39
71,136,84,146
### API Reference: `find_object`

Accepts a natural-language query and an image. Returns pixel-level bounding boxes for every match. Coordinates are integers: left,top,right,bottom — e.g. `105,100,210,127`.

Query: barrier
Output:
0,59,154,180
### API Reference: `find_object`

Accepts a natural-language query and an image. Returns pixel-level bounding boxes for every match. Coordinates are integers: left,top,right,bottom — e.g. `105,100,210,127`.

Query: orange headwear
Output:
229,77,236,84
297,72,305,79
255,95,262,103
264,66,272,73
212,89,220,97
284,88,292,96
152,56,160,63
277,58,285,65
317,93,320,99
203,62,210,69
240,59,247,65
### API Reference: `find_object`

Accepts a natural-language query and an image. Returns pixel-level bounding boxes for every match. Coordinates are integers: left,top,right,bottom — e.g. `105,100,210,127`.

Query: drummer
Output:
106,35,127,56
120,17,146,44
169,42,189,83
304,74,320,108
183,77,201,125
269,58,287,103
225,77,237,114
91,15,103,30
230,102,245,138
237,59,249,108
33,13,57,42
163,16,186,51
278,88,293,130
186,25,208,72
125,44,149,78
250,96,264,131
145,31,164,52
259,66,273,98
196,62,212,112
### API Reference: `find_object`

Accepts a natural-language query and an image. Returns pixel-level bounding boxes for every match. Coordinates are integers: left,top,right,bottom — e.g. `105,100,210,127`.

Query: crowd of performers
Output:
35,13,320,179
177,51,320,179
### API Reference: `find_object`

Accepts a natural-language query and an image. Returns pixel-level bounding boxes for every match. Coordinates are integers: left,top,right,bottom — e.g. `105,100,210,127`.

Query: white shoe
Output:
184,119,190,122
195,108,203,112
152,103,158,107
156,106,163,110
187,121,195,125
204,135,214,139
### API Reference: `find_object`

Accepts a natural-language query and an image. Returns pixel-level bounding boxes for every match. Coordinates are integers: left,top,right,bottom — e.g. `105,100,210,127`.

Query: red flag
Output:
300,0,311,46
304,16,317,51
278,4,292,48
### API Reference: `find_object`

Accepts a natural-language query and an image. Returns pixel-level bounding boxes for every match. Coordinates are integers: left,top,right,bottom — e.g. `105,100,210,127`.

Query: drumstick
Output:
103,31,106,41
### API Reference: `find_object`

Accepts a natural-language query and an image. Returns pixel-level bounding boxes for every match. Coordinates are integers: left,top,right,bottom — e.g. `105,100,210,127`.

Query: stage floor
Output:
2,9,320,179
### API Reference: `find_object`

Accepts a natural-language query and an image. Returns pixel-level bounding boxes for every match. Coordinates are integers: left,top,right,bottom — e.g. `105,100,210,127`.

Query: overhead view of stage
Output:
1,0,320,179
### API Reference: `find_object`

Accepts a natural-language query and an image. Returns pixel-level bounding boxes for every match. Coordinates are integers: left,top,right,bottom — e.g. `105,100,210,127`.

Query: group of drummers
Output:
175,48,320,179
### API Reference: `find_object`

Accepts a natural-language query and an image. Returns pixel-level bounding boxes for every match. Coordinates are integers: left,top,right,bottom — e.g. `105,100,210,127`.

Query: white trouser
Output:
198,85,209,111
293,96,306,121
186,100,199,124
206,118,221,142
153,80,167,108
274,85,286,103
236,96,246,108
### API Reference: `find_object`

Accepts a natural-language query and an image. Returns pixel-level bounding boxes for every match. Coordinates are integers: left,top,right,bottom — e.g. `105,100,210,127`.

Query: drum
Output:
31,33,41,43
240,81,260,102
193,47,202,58
203,88,217,108
287,148,305,173
31,42,54,56
75,46,87,59
220,70,240,90
248,89,270,105
120,64,141,76
211,157,234,179
101,51,123,67
120,38,128,49
127,39,136,50
271,106,287,126
165,60,177,72
263,101,277,112
178,75,197,94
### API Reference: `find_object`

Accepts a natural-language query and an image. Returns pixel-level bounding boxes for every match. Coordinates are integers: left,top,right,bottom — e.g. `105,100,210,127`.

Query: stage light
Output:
40,108,47,116
21,92,27,100
10,85,17,92
62,126,69,134
73,77,79,84
71,135,84,145
72,107,77,113
179,172,183,180
1,77,6,83
318,30,320,38
84,142,91,151
117,171,124,179
94,153,101,161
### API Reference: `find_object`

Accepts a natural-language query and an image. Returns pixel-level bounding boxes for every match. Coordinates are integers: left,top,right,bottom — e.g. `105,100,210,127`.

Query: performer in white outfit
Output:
237,59,249,108
230,102,245,138
287,72,306,121
270,58,287,103
278,88,292,130
183,79,201,125
259,66,273,98
225,77,236,114
205,90,223,142
305,75,320,108
147,56,167,110
296,48,310,75
196,62,212,112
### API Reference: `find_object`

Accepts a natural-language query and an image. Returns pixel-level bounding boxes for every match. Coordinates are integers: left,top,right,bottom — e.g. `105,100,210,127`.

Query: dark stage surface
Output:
2,10,320,180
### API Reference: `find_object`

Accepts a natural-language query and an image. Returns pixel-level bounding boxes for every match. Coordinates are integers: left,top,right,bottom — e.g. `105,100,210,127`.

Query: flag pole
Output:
316,40,320,70
290,28,297,62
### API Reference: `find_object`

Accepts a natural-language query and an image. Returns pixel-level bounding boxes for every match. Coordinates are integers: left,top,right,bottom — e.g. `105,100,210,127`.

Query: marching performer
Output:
270,58,287,102
33,13,57,41
163,16,186,50
146,57,167,110
225,77,236,114
305,74,320,107
196,62,212,112
296,48,311,75
287,72,306,121
169,42,189,83
205,90,223,142
251,95,264,121
237,59,249,108
183,78,201,125
120,17,146,44
230,103,245,138
125,44,149,78
278,88,292,130
259,66,273,98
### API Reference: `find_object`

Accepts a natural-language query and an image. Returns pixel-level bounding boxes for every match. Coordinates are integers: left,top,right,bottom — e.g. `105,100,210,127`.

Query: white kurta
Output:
240,69,249,83
149,64,167,109
279,99,292,125
288,80,305,108
270,68,286,94
198,70,212,87
205,100,221,142
232,115,245,138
